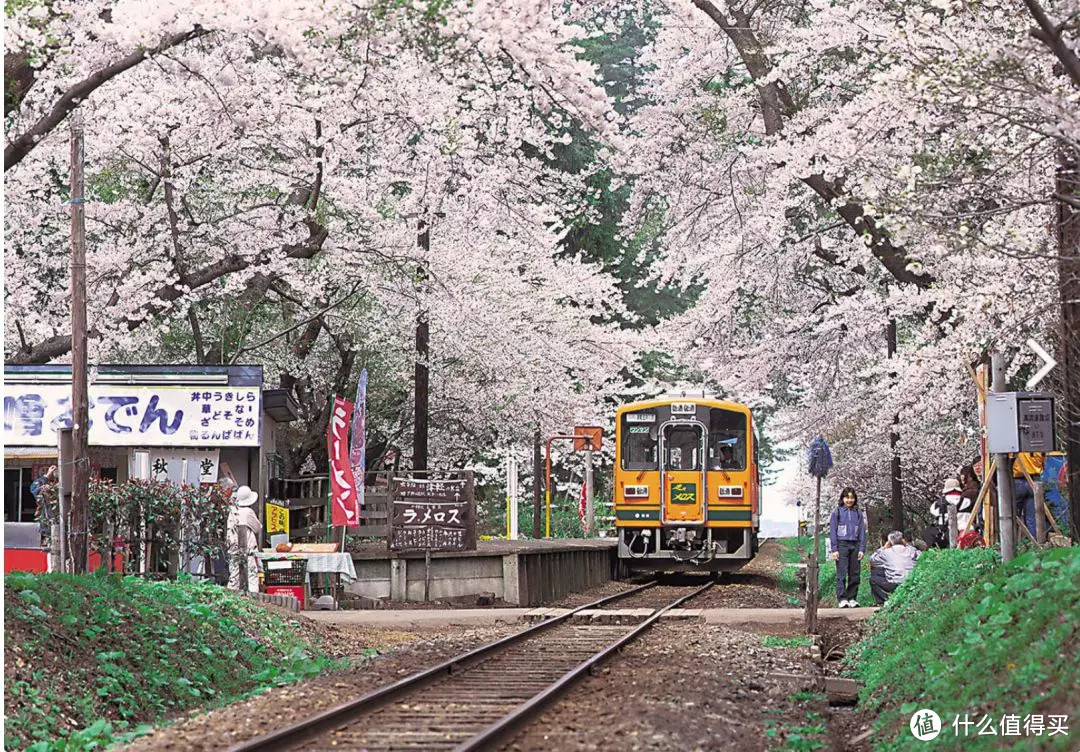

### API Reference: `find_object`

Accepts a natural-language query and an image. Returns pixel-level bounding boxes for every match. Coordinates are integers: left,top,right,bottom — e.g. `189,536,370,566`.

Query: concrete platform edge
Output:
303,606,877,628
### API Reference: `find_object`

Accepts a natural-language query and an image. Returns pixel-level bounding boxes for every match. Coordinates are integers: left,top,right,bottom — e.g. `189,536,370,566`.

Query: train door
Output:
660,422,707,525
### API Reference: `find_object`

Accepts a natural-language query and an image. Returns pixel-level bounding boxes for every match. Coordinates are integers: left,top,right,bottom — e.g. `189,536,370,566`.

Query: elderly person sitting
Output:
869,531,920,606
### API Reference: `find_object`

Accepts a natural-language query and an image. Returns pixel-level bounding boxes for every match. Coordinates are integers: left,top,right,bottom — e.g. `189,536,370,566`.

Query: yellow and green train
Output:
614,396,760,572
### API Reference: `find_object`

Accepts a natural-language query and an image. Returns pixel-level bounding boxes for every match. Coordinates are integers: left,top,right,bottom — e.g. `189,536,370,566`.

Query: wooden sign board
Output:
394,477,471,501
389,474,476,552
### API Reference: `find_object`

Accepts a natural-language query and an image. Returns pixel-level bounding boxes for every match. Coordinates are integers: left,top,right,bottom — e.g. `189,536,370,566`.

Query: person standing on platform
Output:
1012,453,1045,537
958,464,980,533
829,487,866,608
30,465,57,546
227,485,261,593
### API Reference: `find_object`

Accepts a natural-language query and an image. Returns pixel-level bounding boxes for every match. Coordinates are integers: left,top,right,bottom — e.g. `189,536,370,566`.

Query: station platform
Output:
346,538,617,606
306,606,876,629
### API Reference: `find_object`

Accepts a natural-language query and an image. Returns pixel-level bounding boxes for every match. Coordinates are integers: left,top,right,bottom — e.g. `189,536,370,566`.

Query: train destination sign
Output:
389,474,476,552
670,482,697,504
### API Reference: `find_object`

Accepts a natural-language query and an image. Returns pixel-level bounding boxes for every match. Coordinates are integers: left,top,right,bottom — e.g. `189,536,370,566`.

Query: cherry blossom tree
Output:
596,0,1073,531
5,0,638,473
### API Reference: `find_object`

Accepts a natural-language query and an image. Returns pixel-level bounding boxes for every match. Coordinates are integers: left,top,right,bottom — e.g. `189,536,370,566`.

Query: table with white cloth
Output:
255,552,356,606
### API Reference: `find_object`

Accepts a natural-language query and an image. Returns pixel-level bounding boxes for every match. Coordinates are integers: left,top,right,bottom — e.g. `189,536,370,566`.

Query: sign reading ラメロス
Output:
389,475,476,552
4,384,261,447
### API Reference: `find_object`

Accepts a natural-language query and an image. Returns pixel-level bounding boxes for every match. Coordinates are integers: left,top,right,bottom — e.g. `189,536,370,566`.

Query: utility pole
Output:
886,317,904,532
69,111,90,574
413,219,430,475
991,351,1017,561
532,425,542,538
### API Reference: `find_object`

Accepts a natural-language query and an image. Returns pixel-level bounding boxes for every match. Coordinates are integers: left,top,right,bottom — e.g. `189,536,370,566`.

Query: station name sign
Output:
389,475,476,552
4,384,261,447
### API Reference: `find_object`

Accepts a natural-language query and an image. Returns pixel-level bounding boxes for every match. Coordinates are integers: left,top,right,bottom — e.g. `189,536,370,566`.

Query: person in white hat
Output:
227,485,261,592
928,478,965,548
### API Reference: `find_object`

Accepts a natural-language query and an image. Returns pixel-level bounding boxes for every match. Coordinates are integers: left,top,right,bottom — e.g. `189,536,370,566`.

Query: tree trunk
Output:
413,221,430,474
1057,147,1080,541
887,318,904,532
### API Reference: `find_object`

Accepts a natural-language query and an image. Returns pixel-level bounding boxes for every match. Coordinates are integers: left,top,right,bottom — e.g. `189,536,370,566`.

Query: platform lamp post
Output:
806,436,833,635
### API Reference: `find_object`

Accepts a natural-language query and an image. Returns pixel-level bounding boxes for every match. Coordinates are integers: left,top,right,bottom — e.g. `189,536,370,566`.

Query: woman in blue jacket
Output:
829,486,867,608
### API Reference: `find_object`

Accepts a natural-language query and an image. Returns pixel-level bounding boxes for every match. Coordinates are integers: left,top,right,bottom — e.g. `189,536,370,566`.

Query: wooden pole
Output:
961,458,998,535
69,110,90,574
423,548,432,602
1019,464,1063,537
975,363,994,546
1034,477,1048,544
805,475,821,635
948,503,959,548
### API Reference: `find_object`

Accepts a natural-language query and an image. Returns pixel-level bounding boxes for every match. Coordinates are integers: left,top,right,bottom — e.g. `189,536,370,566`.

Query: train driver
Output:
723,445,738,469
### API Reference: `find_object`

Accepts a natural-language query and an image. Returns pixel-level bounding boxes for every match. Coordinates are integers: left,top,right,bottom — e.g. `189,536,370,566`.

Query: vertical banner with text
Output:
350,369,368,515
328,396,360,528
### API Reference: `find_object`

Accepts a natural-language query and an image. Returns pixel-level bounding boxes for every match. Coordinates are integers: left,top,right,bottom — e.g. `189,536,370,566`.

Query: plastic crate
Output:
264,558,307,586
266,585,306,609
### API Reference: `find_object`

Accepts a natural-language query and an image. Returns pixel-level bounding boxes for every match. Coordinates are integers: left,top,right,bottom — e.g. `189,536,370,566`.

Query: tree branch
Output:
1023,0,1080,88
231,282,361,361
689,0,934,289
7,219,329,364
5,26,210,171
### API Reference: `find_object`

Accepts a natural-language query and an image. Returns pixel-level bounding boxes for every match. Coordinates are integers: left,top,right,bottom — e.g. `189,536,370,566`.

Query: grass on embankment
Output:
847,546,1080,751
4,571,336,751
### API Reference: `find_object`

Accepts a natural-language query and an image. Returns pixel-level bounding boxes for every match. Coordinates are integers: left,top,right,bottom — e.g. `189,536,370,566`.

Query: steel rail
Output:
454,577,716,751
224,579,658,752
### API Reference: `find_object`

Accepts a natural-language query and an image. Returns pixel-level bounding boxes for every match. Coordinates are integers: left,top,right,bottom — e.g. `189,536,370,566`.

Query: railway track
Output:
226,577,715,752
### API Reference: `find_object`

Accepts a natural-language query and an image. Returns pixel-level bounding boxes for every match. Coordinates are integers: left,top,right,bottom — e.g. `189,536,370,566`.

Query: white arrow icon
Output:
1025,338,1056,390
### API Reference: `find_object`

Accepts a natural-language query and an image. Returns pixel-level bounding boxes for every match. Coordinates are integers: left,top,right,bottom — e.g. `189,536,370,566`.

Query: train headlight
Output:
717,486,743,499
623,485,649,499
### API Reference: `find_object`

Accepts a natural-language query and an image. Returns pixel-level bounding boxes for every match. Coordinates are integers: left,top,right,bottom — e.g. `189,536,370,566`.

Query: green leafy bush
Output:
848,547,1080,750
5,572,335,751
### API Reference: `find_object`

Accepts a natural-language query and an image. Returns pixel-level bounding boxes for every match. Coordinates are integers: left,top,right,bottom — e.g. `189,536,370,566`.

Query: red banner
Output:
328,396,360,528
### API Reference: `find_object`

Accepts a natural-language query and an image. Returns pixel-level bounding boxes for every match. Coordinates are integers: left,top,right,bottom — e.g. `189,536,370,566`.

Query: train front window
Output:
664,425,702,471
621,411,658,470
708,409,747,471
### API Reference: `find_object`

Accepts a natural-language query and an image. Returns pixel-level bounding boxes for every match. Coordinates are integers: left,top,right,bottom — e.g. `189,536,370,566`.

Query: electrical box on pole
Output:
986,392,1057,454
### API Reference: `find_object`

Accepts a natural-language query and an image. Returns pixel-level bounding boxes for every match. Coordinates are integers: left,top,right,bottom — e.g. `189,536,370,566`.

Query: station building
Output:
3,364,298,525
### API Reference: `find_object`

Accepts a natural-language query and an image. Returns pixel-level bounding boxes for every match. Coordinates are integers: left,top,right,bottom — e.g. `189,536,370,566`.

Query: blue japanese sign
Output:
4,385,261,447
